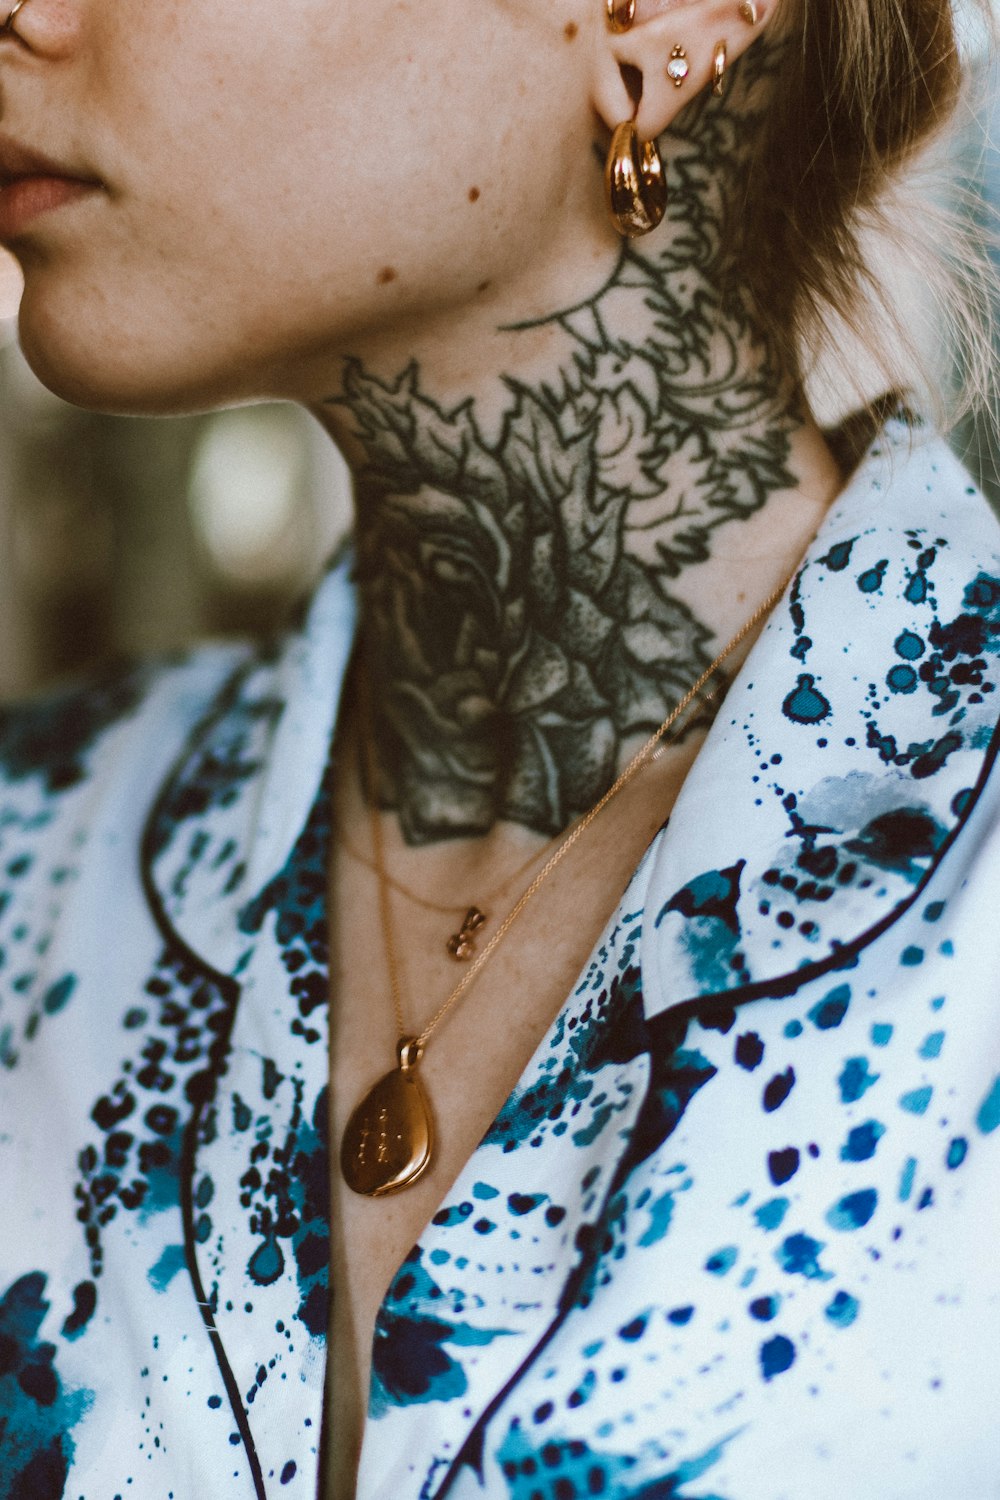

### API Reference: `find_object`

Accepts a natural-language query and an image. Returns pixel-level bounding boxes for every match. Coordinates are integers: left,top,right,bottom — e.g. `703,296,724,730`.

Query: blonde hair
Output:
739,0,995,425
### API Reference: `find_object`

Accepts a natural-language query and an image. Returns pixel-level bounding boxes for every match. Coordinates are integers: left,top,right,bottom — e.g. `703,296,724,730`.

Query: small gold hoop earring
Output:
738,0,758,24
712,39,728,96
606,0,635,33
605,120,667,238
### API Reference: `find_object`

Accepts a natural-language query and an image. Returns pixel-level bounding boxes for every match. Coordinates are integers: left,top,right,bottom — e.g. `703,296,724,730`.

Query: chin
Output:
16,279,255,417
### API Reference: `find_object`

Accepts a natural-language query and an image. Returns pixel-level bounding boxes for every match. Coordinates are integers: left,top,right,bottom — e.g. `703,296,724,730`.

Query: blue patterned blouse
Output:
0,418,998,1500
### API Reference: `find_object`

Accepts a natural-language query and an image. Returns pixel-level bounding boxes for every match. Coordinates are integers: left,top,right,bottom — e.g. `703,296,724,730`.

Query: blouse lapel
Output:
642,419,1000,1017
143,548,356,980
139,554,356,1494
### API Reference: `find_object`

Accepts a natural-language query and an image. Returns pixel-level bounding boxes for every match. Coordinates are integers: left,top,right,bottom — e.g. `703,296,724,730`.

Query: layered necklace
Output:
338,575,791,1197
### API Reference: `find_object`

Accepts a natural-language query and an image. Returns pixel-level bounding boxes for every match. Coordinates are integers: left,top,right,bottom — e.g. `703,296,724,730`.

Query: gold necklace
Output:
335,811,554,960
339,574,791,1197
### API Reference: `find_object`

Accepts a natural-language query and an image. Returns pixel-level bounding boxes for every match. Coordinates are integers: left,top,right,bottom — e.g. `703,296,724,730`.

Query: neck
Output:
319,85,842,847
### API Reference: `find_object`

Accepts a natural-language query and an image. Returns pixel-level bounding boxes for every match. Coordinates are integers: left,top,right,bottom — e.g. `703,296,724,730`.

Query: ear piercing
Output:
666,44,689,87
605,0,744,103
606,0,635,32
712,39,728,95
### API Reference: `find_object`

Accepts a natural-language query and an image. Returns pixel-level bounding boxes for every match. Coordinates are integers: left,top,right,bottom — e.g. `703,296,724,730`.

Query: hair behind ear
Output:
734,0,989,419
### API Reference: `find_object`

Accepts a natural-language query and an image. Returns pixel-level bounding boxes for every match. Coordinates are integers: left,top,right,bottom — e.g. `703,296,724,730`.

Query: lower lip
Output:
0,175,98,240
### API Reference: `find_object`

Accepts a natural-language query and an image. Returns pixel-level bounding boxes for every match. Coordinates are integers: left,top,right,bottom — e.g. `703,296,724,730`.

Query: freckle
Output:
564,21,578,39
376,266,397,285
468,186,481,203
477,280,491,294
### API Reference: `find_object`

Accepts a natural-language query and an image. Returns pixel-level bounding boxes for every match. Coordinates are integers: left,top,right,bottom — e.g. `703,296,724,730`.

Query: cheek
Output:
17,12,584,411
287,62,572,307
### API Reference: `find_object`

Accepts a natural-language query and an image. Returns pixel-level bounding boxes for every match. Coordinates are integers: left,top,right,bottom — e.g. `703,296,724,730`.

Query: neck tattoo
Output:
327,73,800,849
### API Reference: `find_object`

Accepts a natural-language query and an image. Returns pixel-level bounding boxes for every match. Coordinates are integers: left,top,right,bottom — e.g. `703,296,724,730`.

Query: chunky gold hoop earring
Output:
605,121,667,237
606,0,635,33
712,39,728,95
666,44,689,87
1,0,28,32
738,0,758,24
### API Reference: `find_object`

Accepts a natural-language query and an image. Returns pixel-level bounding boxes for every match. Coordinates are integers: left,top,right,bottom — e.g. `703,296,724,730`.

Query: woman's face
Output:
0,0,602,411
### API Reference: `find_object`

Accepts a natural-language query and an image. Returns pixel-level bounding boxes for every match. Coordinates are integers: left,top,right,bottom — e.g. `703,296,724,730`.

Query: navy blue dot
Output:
760,1333,796,1380
768,1146,800,1185
763,1068,795,1112
735,1032,764,1071
618,1315,646,1342
749,1295,779,1322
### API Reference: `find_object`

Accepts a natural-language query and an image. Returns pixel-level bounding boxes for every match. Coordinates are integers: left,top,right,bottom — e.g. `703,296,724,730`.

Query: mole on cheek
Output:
468,187,481,203
564,21,578,39
376,266,397,285
477,280,491,294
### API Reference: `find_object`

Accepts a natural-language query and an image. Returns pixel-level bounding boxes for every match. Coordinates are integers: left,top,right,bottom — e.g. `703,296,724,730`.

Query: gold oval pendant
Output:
340,1042,434,1197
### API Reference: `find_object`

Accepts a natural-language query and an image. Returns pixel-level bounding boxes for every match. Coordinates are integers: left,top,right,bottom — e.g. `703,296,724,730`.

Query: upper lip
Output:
0,135,97,188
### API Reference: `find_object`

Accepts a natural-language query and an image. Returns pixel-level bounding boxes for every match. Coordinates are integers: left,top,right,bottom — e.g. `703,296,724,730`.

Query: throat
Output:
342,338,813,847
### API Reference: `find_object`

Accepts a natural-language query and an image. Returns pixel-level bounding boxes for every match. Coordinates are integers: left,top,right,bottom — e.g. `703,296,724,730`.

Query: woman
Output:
0,0,998,1494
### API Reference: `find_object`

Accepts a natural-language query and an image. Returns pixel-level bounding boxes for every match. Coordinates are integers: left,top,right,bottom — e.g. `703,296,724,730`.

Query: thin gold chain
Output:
363,749,409,1043
360,568,793,1053
335,810,554,915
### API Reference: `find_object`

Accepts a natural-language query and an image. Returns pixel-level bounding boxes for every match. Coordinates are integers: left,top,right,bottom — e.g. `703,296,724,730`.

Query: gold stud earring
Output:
712,39,728,95
605,120,667,237
606,0,635,33
666,44,689,87
738,0,758,24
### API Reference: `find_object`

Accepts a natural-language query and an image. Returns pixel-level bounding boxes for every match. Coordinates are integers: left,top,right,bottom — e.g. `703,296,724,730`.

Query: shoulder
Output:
0,642,252,796
0,642,258,877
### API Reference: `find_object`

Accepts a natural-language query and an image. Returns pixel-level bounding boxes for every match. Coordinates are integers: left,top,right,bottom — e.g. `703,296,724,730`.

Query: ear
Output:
590,0,777,141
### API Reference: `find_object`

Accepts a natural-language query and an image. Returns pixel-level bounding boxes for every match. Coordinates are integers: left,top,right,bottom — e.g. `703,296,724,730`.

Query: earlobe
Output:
591,43,641,132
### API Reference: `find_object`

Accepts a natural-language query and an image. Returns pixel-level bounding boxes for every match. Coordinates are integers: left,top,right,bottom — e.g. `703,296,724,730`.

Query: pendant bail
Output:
446,905,488,961
397,1035,424,1072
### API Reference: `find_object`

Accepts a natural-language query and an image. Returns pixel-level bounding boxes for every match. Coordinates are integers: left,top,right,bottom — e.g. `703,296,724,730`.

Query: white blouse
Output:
0,416,998,1499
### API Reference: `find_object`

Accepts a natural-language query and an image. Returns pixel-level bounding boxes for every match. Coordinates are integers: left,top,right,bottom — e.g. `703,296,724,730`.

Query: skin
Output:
2,0,630,410
1,0,847,1494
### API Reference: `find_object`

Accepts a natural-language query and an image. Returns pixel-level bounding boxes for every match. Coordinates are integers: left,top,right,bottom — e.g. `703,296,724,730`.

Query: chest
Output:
324,802,680,1497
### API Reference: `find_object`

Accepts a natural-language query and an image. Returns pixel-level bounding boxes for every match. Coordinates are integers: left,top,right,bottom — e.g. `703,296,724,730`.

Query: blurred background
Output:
0,277,352,697
0,27,999,701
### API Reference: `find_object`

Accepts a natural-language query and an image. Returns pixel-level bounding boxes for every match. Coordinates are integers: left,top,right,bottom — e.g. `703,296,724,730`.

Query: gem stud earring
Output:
666,44,689,87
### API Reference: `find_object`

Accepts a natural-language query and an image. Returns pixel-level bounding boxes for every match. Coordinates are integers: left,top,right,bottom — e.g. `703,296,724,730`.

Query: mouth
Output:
0,136,102,241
